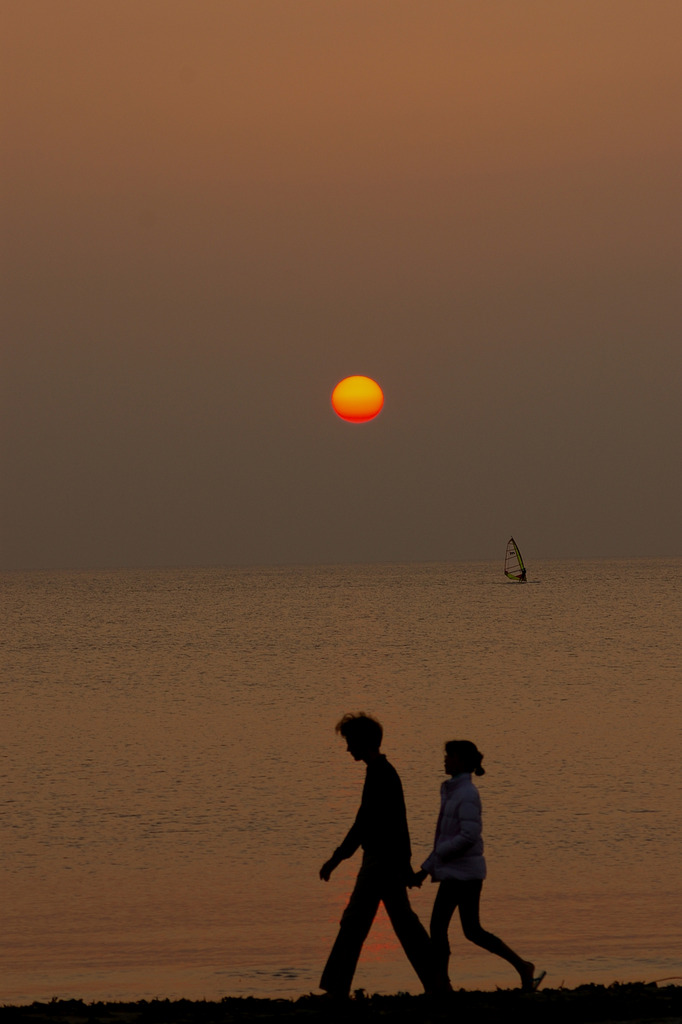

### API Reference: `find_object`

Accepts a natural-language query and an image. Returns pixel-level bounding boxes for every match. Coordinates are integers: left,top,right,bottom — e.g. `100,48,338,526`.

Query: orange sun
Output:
331,376,384,422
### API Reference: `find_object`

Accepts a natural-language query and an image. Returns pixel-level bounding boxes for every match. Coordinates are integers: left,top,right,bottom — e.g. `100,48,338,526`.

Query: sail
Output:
504,537,526,581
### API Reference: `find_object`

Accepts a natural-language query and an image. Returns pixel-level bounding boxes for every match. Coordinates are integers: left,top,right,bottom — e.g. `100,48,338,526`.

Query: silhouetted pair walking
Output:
319,714,543,997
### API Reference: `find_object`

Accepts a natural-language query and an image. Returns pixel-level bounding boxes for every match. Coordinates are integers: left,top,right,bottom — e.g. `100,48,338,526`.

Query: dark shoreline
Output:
2,984,682,1024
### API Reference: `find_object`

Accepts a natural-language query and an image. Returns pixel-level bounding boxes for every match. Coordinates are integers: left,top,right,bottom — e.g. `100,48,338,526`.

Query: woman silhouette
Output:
416,740,544,992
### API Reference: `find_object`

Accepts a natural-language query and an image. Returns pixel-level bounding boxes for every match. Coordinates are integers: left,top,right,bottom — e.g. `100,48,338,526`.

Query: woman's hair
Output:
336,712,383,750
445,739,485,776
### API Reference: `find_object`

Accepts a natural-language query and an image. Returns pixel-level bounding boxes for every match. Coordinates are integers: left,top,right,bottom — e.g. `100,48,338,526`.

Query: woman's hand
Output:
408,869,428,888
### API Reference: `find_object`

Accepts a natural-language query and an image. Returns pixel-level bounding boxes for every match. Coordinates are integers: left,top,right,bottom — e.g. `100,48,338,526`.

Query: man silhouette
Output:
319,713,438,997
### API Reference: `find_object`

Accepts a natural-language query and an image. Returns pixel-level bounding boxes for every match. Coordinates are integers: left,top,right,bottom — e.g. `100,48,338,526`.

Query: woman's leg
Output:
457,880,535,988
429,881,460,988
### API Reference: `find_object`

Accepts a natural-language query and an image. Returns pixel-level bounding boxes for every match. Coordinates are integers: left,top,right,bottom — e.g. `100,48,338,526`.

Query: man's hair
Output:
335,712,383,750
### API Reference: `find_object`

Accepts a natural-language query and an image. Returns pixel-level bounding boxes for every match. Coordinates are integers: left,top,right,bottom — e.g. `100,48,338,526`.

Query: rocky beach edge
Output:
1,983,682,1024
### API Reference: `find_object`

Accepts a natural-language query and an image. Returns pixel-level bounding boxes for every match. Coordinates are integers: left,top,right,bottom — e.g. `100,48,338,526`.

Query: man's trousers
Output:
320,860,435,996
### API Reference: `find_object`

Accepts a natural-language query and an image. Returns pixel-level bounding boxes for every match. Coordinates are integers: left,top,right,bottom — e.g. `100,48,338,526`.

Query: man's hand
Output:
319,858,338,882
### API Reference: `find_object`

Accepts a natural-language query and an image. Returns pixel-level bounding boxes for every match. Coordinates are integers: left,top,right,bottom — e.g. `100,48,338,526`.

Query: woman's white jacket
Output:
421,773,487,881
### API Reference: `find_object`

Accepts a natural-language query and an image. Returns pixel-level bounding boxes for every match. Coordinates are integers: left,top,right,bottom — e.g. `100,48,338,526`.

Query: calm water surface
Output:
2,560,681,1001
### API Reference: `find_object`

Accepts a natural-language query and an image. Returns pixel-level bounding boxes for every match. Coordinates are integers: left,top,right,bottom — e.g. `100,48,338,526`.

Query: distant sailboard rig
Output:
504,537,527,582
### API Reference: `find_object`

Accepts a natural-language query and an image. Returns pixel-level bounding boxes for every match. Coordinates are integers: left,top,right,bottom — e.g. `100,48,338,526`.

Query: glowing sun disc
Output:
331,376,384,422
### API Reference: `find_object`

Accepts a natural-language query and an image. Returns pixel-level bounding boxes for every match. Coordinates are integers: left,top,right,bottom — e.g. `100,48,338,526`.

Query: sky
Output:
2,0,681,570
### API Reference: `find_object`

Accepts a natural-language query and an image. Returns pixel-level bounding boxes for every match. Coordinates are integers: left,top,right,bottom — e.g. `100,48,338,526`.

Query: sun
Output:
331,376,384,422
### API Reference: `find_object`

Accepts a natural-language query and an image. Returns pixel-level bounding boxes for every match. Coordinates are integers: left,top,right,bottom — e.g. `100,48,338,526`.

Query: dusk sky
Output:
3,1,681,570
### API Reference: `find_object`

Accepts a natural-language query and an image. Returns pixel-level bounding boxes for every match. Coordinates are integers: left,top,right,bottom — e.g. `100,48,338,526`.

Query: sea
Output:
2,559,681,1003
